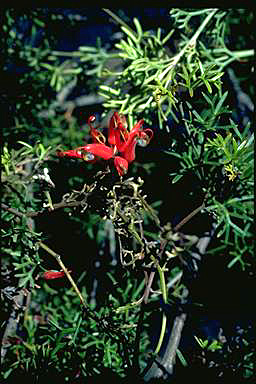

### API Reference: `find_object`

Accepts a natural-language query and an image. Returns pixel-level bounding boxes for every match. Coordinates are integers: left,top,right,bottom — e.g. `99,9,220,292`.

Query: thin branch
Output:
1,200,83,219
1,203,24,218
173,193,208,232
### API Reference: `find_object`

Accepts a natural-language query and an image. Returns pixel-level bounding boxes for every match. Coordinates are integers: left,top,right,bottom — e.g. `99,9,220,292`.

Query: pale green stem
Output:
155,313,167,355
151,255,168,354
212,48,254,58
44,191,54,211
115,295,144,314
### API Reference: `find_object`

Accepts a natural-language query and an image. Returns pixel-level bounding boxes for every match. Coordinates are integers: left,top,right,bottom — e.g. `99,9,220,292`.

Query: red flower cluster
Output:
57,112,153,176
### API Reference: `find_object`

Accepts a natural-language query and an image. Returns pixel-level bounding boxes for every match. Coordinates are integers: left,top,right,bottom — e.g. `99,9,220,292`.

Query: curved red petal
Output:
90,128,106,144
130,119,144,135
119,128,153,161
83,144,113,160
114,156,128,176
109,112,129,148
137,128,154,146
116,119,144,154
143,128,154,142
87,115,106,144
120,137,137,163
108,112,119,146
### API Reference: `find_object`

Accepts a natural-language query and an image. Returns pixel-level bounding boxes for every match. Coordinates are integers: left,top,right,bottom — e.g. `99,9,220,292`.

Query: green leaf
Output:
99,85,120,96
229,221,249,237
162,29,175,45
165,151,182,158
48,319,63,331
121,26,138,44
237,140,247,152
19,275,31,287
50,73,57,87
176,348,188,367
201,91,213,106
209,72,224,82
203,79,212,93
192,109,205,124
34,18,45,27
232,137,238,153
229,119,242,140
198,132,204,144
17,141,33,149
41,63,54,71
133,18,142,39
79,46,97,52
52,343,67,356
172,174,183,184
214,90,228,115
170,108,179,123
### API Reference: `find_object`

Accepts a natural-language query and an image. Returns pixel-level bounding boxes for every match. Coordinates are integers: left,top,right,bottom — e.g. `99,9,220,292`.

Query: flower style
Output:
57,112,153,176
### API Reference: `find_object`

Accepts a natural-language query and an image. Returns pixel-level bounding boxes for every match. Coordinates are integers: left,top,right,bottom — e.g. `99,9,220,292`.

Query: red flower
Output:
42,270,71,280
57,112,153,176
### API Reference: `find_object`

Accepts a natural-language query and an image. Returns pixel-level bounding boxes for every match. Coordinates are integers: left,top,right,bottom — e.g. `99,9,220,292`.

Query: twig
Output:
1,200,83,219
1,203,24,218
173,194,208,232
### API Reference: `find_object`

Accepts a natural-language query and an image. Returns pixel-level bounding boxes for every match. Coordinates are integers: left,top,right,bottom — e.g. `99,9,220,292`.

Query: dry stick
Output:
143,270,156,305
1,201,83,219
173,196,207,232
1,203,24,218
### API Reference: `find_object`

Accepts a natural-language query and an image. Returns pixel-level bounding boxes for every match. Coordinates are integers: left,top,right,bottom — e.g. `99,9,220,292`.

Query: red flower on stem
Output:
57,112,153,176
43,270,71,280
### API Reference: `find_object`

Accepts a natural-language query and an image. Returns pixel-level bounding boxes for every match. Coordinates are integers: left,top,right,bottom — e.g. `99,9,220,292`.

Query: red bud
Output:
43,270,71,280
114,156,128,176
